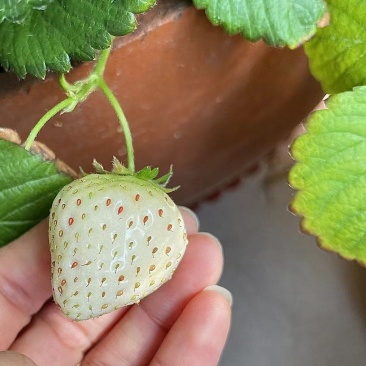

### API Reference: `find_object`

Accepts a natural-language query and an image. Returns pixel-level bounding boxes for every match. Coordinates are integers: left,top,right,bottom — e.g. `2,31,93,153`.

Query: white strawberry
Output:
49,159,188,321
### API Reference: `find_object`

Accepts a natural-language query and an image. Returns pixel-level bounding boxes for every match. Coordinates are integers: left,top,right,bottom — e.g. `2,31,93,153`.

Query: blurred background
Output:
196,151,366,366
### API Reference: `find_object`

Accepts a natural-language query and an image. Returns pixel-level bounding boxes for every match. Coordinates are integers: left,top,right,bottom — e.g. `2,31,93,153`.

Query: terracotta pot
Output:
0,0,323,206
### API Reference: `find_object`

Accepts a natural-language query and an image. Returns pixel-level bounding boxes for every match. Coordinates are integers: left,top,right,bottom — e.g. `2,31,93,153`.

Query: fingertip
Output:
203,285,233,307
197,232,223,253
151,282,232,366
179,206,200,233
181,232,224,283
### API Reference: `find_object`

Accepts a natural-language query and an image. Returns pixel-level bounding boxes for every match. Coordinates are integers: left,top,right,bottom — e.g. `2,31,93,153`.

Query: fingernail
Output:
204,285,233,307
179,206,200,230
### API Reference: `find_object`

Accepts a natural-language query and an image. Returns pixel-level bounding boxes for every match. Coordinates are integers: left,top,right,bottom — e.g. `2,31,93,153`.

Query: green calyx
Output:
91,157,178,194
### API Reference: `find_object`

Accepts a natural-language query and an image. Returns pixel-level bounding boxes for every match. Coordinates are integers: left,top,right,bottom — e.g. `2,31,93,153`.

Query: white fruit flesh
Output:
49,174,188,321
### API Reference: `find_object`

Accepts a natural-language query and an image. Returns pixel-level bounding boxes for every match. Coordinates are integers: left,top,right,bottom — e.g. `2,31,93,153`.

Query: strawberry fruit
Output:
49,159,188,321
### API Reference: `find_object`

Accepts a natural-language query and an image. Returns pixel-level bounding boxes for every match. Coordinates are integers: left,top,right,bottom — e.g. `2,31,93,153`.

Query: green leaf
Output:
0,140,73,247
0,0,156,78
289,87,366,263
0,0,53,24
305,0,366,94
193,0,327,48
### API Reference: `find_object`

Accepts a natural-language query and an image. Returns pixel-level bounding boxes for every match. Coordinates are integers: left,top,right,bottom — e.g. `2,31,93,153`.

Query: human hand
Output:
0,207,231,365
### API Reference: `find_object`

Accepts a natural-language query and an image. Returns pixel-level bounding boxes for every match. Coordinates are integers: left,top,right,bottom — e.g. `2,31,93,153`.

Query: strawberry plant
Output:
1,0,366,318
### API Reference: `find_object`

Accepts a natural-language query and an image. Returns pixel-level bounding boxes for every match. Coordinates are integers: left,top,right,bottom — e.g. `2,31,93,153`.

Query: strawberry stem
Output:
24,99,73,150
24,40,136,172
94,42,111,78
59,74,74,94
98,79,135,173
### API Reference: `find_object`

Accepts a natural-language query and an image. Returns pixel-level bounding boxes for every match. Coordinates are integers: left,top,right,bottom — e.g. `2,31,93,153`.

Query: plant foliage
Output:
290,87,366,263
193,0,327,48
0,0,156,78
0,0,53,24
305,0,366,94
0,139,73,246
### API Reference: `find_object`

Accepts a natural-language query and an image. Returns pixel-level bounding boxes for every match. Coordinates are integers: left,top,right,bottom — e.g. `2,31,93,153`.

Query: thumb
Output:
0,351,37,366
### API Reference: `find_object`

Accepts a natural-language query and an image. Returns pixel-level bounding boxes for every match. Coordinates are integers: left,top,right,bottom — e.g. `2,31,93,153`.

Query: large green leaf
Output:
305,0,366,94
0,139,73,247
193,0,327,48
0,0,156,78
289,87,366,263
0,0,54,24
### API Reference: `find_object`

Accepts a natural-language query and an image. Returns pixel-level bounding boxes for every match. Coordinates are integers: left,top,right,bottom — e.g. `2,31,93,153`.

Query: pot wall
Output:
0,1,323,206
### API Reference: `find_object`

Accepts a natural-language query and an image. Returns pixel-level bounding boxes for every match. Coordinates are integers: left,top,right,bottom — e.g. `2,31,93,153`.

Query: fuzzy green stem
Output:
24,99,73,151
98,79,135,173
94,44,113,78
59,74,73,94
24,41,135,173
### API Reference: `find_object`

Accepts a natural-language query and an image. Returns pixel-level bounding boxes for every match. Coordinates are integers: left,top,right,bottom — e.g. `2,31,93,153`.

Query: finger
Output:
179,207,199,234
10,230,212,366
0,351,37,366
0,221,51,349
151,285,232,366
81,233,223,366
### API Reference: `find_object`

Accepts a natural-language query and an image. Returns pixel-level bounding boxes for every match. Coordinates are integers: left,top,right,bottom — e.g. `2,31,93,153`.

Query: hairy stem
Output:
94,43,113,78
25,41,136,172
24,99,73,151
59,74,73,94
98,79,135,173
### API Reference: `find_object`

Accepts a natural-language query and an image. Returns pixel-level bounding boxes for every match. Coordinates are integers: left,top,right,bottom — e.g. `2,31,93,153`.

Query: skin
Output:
0,207,231,366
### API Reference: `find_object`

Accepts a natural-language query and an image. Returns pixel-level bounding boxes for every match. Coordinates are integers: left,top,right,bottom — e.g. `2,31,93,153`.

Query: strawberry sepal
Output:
87,157,178,193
